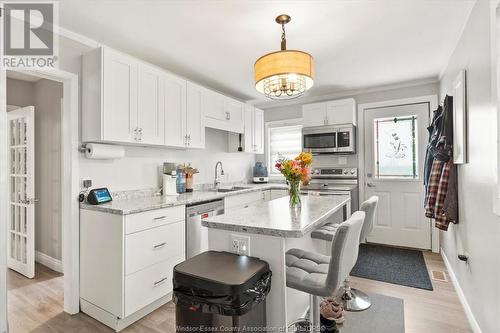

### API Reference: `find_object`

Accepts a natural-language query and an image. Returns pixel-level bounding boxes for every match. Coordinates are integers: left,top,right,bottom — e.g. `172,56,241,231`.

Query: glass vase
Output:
288,180,301,209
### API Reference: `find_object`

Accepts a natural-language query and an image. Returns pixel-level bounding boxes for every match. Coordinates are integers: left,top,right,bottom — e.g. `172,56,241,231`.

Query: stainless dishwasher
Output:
186,199,224,259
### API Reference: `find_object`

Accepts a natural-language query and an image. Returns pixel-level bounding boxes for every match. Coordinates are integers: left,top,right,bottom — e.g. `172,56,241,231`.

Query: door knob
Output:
366,183,376,188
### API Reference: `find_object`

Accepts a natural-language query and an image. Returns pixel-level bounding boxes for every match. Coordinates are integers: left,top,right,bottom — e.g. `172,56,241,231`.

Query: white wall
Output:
261,81,439,168
439,1,500,332
7,78,64,262
6,78,35,107
80,128,256,191
33,79,63,261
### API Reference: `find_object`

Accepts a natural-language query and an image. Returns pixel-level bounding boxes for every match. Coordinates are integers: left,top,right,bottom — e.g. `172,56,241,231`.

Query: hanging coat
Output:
424,95,458,231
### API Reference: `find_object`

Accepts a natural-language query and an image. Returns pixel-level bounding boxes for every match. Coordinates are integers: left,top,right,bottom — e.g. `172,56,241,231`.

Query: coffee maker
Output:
253,162,269,183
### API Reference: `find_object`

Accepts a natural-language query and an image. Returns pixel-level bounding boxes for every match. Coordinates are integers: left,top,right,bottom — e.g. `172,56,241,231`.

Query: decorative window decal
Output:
374,115,418,179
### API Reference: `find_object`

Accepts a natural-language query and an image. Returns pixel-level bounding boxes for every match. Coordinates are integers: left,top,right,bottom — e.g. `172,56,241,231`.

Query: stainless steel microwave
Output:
302,124,356,154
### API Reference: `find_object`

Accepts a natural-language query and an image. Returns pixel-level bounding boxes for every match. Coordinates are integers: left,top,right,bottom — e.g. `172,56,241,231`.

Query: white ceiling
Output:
58,0,475,104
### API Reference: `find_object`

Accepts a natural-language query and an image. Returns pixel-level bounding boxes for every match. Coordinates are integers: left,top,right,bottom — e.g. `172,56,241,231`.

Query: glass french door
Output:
8,106,35,278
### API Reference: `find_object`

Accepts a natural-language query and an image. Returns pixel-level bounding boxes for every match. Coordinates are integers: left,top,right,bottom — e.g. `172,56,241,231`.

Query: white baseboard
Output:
35,251,63,273
441,248,482,333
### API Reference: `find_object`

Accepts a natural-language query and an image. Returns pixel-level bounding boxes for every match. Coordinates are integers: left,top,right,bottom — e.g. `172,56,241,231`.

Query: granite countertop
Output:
202,194,351,238
79,183,288,215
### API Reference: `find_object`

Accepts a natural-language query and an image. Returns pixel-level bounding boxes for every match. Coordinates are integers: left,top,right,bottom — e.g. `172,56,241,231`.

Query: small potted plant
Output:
182,165,199,192
275,152,313,208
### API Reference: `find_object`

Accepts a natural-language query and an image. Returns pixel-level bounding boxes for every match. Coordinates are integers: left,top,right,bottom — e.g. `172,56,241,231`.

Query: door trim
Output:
1,68,80,333
357,95,439,253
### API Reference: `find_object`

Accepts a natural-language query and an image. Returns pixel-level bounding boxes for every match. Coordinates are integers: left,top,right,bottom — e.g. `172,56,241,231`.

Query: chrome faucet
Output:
214,161,224,190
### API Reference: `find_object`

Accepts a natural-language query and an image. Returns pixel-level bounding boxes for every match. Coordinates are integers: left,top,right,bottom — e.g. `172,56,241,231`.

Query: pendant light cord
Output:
281,23,287,50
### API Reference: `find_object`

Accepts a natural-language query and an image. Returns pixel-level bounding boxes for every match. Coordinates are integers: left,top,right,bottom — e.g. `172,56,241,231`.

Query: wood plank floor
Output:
8,253,471,333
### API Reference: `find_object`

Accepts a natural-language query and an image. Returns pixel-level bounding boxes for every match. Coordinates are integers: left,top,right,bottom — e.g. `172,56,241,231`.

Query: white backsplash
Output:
79,128,258,192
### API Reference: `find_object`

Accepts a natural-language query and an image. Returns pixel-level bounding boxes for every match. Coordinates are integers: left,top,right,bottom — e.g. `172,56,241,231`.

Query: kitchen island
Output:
202,194,351,330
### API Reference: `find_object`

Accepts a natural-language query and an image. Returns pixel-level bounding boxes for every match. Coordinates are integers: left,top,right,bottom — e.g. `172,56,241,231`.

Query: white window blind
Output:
268,124,303,175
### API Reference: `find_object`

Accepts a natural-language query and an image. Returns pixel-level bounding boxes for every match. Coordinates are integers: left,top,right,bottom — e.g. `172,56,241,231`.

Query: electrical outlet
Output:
230,234,250,256
80,178,92,189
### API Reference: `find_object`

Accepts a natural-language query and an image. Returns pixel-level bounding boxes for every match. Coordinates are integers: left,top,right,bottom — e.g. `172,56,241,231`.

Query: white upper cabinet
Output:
101,48,138,143
326,98,357,125
302,102,327,127
138,64,165,145
302,98,356,127
230,105,264,154
83,46,244,149
223,98,244,133
164,73,187,147
84,47,162,145
203,89,225,121
186,82,205,148
253,108,264,154
202,88,244,134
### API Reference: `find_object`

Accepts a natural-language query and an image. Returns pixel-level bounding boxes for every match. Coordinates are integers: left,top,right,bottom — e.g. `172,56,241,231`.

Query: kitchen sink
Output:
212,186,251,193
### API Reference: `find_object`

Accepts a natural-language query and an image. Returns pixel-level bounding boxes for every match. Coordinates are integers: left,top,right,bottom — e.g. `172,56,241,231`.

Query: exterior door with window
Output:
8,106,36,278
364,102,431,249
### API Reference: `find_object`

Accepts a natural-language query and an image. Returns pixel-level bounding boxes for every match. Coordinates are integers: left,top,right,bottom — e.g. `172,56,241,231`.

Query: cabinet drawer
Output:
125,221,185,275
125,205,185,234
224,191,265,210
124,255,183,317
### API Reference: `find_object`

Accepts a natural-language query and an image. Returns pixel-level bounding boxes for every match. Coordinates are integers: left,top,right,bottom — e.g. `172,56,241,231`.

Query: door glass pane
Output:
374,115,418,179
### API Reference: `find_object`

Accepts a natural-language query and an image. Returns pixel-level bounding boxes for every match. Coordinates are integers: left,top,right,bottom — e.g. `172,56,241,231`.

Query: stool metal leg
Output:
341,278,371,312
309,295,321,331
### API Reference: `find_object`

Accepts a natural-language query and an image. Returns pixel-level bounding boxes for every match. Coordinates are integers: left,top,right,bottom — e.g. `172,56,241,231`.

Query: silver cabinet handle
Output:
153,242,167,250
225,112,230,120
153,277,168,287
133,127,138,141
153,216,167,221
366,183,376,187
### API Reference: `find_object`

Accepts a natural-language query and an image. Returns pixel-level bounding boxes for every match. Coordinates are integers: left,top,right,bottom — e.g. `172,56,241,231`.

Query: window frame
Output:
265,118,303,179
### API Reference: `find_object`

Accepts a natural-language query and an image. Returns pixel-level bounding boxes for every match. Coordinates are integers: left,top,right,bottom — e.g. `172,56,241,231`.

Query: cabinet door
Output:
326,98,356,125
224,98,244,133
203,89,225,121
243,105,254,152
103,48,138,142
253,108,264,154
302,102,327,127
186,82,205,148
137,64,165,145
164,73,187,147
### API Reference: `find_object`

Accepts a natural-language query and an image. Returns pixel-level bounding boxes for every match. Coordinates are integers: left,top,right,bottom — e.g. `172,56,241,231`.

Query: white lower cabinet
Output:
124,255,182,317
224,191,267,212
271,189,289,200
80,206,186,331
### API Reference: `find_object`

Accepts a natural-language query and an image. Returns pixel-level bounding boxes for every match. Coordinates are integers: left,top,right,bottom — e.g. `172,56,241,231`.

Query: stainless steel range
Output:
301,167,359,214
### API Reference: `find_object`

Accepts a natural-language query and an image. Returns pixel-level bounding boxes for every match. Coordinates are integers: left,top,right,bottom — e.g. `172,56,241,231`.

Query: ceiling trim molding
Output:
250,77,439,109
58,26,100,48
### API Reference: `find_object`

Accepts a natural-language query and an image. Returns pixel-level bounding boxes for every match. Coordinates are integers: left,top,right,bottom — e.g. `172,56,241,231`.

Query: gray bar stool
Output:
310,196,379,311
285,211,365,328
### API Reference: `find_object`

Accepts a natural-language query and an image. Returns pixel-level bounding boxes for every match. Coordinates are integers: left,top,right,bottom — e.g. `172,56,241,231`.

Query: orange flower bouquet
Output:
275,152,313,208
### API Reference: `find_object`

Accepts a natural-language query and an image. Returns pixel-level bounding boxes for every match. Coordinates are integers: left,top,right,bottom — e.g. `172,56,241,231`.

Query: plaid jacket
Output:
424,137,458,231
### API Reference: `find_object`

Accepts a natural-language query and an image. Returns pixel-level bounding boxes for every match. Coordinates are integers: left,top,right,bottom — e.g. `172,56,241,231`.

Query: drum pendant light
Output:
254,14,315,100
